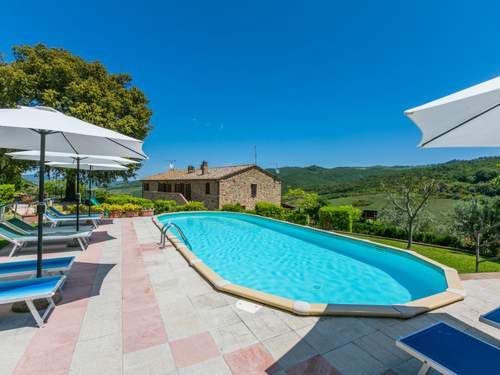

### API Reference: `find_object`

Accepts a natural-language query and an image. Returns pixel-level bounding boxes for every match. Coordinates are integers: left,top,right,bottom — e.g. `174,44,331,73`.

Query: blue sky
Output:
1,1,500,178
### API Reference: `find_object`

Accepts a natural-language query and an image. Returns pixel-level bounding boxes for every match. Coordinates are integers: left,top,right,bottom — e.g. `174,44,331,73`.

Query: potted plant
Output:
105,204,122,218
122,203,140,217
140,202,155,216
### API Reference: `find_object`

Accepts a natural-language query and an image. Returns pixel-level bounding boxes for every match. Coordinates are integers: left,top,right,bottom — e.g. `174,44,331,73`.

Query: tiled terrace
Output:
0,217,498,375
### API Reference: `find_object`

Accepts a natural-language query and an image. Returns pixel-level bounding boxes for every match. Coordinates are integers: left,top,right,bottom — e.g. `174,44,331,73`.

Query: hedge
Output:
177,201,206,211
255,202,284,219
284,210,310,225
319,205,361,232
221,203,245,212
154,200,177,214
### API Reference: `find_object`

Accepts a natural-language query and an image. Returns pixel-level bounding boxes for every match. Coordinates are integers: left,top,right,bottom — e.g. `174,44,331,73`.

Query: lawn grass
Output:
329,194,459,224
350,234,500,274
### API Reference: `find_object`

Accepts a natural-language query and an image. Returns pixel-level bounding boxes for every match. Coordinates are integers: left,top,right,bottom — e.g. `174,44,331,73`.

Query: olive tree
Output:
453,198,500,272
381,177,438,249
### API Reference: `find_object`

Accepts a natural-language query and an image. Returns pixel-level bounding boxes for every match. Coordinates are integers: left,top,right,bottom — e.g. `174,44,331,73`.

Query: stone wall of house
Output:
189,181,219,210
219,168,281,210
142,180,219,209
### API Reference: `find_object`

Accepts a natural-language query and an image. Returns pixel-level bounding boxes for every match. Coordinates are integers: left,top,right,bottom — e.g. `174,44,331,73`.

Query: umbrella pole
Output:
88,166,92,216
76,158,80,231
36,132,47,278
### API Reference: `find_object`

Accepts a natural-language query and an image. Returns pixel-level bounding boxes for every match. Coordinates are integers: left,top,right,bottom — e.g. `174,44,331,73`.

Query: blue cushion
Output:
400,322,500,374
0,276,63,302
0,257,74,276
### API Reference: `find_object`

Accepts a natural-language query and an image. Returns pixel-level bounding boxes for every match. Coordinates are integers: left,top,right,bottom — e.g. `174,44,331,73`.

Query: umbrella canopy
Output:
0,105,147,277
0,106,147,159
7,151,140,165
405,76,500,148
46,162,129,171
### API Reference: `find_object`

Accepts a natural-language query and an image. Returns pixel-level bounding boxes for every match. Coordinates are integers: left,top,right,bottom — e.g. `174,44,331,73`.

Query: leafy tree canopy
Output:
0,44,153,197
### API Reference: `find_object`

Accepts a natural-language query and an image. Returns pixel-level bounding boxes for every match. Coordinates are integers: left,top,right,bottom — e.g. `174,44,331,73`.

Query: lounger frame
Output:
0,276,66,327
44,212,99,229
0,231,90,257
479,306,500,329
396,321,499,375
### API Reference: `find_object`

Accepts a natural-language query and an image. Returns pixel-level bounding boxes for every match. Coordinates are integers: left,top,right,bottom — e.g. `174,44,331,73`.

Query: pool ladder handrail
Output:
160,222,192,249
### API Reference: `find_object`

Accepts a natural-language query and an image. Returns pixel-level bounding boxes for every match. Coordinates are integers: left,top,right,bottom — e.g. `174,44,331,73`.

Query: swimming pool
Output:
156,212,464,317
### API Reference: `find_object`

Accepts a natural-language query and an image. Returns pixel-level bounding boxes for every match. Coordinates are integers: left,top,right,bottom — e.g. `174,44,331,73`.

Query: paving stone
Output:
197,305,240,329
178,356,232,375
297,317,375,353
209,321,259,354
70,334,122,374
190,291,230,311
285,354,342,375
169,331,220,368
262,330,318,370
124,343,176,375
354,331,410,368
224,343,280,374
243,310,292,341
163,311,207,340
323,342,386,375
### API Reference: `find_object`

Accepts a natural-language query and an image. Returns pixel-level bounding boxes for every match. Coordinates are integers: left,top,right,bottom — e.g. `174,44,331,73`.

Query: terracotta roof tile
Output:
142,164,255,181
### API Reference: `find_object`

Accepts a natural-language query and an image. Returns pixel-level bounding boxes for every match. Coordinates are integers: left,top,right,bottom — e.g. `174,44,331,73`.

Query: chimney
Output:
187,165,195,174
201,160,208,175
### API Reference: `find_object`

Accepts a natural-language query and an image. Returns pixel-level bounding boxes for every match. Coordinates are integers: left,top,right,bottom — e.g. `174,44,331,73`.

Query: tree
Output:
381,177,438,249
0,44,153,199
283,188,326,223
453,198,500,272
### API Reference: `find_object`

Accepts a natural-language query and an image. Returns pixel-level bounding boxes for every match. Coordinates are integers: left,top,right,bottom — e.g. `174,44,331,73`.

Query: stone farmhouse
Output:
141,161,281,210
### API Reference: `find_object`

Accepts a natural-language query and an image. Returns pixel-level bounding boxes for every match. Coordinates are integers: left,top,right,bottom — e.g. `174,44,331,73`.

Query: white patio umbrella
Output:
405,76,500,147
0,106,147,277
46,162,129,216
8,151,138,230
7,150,140,165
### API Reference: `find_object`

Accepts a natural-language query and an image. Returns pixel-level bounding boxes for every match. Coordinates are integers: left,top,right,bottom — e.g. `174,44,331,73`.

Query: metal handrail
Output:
160,222,192,249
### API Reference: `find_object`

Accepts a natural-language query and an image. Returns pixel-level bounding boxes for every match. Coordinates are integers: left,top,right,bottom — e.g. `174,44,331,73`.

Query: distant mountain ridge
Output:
268,156,500,198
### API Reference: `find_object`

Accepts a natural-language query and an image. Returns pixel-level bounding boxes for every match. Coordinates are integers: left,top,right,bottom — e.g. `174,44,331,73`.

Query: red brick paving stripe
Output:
13,231,105,375
169,331,220,368
224,343,281,375
122,220,168,353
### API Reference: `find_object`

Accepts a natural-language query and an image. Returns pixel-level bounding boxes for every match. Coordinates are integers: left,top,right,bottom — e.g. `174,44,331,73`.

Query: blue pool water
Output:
158,212,448,305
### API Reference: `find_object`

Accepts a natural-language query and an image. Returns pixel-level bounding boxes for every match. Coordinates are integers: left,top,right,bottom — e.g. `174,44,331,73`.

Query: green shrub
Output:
284,210,310,225
122,203,142,212
0,184,15,204
176,201,206,211
221,203,245,212
94,188,110,203
255,202,284,219
105,194,154,208
154,200,177,214
319,205,361,232
66,204,102,214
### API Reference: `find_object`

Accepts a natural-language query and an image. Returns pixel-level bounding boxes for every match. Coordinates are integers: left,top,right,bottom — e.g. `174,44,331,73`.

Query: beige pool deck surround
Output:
152,213,465,318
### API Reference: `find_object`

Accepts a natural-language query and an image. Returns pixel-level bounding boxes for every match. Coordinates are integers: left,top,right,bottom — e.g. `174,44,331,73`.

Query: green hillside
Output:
273,156,500,200
107,180,142,197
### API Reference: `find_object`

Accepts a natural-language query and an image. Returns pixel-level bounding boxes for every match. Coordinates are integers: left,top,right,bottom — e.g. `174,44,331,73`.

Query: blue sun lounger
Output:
44,211,100,229
0,256,75,279
0,276,65,327
48,206,100,219
480,307,500,329
396,322,500,375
